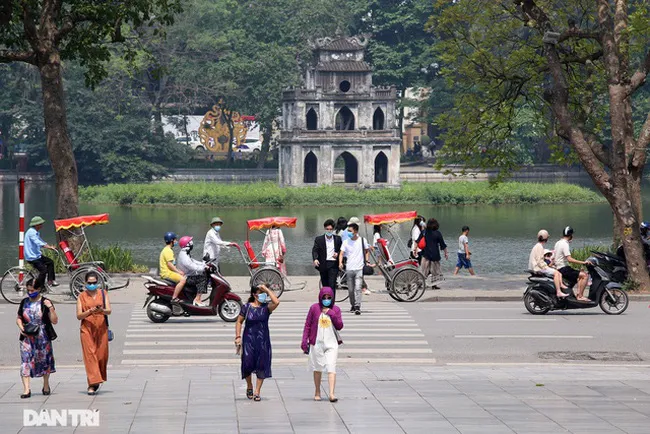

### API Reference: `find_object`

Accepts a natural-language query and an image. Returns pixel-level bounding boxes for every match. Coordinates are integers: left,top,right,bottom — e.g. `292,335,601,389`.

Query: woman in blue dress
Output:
234,284,280,401
16,279,58,398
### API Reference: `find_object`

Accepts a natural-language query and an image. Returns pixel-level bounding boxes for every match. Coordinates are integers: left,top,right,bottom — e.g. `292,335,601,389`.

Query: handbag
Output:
101,290,114,342
361,238,374,276
333,327,343,345
23,322,39,336
42,299,58,341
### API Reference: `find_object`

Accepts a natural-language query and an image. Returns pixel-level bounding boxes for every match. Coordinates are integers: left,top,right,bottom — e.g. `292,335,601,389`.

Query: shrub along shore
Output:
79,181,604,207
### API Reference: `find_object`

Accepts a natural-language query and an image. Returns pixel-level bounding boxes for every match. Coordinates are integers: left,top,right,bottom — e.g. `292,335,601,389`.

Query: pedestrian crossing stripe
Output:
121,302,435,366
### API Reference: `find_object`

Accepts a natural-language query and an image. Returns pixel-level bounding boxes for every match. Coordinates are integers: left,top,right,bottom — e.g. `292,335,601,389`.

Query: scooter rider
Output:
160,232,186,305
177,236,209,307
553,226,590,301
528,229,567,298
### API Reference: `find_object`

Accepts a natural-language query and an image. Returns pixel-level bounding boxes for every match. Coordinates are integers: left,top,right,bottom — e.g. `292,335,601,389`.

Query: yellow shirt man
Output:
159,245,182,282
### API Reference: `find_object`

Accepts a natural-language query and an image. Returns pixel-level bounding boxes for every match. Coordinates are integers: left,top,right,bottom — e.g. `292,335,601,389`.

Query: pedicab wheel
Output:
390,268,426,302
1,267,37,304
599,288,629,315
251,267,284,298
317,271,349,303
335,271,349,303
70,267,107,300
219,298,243,322
523,290,550,315
146,303,170,323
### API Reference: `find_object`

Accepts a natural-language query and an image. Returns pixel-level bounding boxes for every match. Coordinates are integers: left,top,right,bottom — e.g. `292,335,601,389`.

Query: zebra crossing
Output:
122,302,435,366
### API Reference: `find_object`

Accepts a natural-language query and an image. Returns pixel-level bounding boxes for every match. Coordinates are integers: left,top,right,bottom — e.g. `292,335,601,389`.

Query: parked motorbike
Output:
142,263,243,323
523,254,629,315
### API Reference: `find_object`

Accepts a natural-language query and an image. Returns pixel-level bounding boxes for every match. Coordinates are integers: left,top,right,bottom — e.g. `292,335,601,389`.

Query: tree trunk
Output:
256,124,272,169
152,102,164,137
38,56,79,220
609,182,650,290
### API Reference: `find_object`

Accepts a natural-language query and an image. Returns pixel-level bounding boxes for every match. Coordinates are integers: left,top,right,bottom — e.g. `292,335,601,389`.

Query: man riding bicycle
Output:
24,216,59,289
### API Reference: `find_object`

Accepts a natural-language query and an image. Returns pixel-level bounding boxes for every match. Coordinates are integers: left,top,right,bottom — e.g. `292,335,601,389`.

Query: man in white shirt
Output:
554,226,590,301
203,217,235,271
339,223,370,315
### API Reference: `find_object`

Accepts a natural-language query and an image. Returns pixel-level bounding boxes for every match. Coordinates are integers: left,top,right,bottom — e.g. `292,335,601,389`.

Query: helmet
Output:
563,226,574,237
164,232,178,244
537,229,549,240
179,236,193,249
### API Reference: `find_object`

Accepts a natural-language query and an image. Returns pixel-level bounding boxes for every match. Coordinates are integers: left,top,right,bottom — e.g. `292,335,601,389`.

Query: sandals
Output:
246,389,254,400
253,394,261,401
329,397,338,403
314,396,321,401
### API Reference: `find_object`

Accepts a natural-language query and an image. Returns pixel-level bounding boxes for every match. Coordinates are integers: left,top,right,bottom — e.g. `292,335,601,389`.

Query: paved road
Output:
1,301,649,368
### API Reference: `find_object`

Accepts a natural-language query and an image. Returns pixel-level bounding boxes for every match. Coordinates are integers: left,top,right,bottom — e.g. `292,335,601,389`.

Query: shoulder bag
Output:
361,238,374,276
101,290,114,342
42,298,58,341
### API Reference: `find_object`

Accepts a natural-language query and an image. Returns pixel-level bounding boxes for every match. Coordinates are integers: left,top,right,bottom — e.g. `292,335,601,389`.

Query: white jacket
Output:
203,229,231,264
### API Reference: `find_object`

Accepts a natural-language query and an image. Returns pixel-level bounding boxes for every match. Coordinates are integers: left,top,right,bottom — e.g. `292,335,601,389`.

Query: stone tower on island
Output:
278,35,401,187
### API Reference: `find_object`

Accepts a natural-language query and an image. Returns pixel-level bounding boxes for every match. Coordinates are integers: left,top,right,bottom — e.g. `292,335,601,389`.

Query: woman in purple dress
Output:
234,284,280,401
17,279,58,398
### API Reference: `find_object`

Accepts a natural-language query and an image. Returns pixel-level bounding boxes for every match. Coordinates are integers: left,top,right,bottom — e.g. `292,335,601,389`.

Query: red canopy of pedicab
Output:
364,211,417,226
54,213,110,232
247,216,297,231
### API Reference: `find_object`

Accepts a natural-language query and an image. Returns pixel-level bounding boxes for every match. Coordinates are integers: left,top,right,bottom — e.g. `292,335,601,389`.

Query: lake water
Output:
1,182,647,276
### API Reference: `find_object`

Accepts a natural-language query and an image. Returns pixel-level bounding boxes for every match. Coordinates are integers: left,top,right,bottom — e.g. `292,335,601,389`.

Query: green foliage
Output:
429,1,650,177
42,244,147,273
6,64,191,184
79,181,603,207
569,245,610,266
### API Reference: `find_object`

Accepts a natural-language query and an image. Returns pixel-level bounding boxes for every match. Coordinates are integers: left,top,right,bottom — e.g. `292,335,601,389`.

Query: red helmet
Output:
179,236,193,249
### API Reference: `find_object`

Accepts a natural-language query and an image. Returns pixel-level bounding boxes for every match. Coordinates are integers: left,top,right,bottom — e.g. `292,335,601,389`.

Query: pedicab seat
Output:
244,240,259,269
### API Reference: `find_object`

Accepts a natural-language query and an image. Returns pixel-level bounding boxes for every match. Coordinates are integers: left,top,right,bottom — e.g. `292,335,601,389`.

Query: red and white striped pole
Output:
18,178,25,279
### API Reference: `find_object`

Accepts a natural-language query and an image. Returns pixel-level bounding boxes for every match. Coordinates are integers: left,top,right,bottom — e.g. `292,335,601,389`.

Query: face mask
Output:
28,290,39,298
214,226,221,233
347,229,354,235
325,231,333,237
322,298,332,307
86,283,99,291
420,222,426,228
257,293,268,304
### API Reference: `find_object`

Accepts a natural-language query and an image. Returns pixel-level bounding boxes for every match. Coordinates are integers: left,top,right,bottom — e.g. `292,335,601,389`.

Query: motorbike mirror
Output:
203,254,211,262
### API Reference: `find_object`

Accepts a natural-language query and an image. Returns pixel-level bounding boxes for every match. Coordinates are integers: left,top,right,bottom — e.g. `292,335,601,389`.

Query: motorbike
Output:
523,253,629,315
142,263,243,323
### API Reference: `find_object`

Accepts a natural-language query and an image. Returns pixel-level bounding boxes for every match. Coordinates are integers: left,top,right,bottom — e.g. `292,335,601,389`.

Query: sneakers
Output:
354,308,361,315
193,301,207,307
349,307,355,313
49,281,59,287
362,288,372,295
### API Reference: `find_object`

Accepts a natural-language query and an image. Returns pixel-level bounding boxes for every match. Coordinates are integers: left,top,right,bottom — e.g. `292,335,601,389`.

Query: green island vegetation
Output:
43,245,148,274
79,181,604,207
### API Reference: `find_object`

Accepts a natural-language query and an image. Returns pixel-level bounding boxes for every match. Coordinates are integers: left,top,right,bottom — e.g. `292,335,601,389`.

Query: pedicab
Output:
363,211,427,302
234,216,306,298
0,213,130,304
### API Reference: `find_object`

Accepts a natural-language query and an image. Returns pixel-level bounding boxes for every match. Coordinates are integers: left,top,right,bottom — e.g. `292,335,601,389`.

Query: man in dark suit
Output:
312,219,342,298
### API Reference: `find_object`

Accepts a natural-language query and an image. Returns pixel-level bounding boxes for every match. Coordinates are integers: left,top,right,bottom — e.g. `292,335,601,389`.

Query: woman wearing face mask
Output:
17,279,58,399
235,284,279,401
76,271,111,395
301,287,343,402
410,215,426,263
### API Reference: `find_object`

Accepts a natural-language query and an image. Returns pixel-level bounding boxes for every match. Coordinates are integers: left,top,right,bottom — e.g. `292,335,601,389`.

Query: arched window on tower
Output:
335,106,355,131
304,152,318,184
373,107,385,130
374,152,388,183
306,108,318,130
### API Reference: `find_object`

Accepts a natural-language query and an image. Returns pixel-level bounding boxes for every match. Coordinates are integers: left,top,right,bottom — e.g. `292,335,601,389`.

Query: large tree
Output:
0,0,181,218
432,1,650,289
